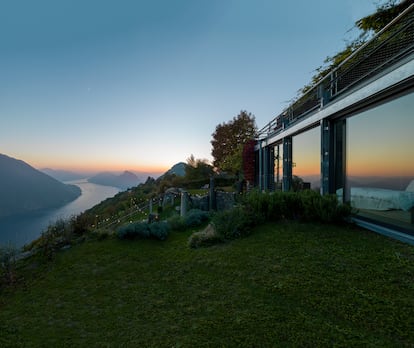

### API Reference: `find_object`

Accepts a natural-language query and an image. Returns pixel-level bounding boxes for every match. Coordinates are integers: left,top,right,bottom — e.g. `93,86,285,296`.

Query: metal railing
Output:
257,3,414,140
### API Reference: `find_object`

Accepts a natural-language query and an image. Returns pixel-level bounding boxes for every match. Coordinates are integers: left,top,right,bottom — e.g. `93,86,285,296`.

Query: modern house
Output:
255,3,414,243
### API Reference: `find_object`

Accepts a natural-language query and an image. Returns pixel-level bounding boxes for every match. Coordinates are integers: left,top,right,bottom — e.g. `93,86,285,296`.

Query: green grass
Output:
1,222,414,347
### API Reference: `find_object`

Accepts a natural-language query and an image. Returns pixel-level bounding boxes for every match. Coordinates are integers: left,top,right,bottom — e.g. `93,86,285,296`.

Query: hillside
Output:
0,154,81,218
88,171,139,190
40,168,86,182
1,223,414,346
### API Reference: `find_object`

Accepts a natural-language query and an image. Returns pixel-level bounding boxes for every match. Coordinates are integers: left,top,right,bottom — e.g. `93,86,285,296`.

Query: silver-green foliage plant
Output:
184,209,210,228
162,209,210,232
148,222,170,241
117,221,170,241
117,222,150,239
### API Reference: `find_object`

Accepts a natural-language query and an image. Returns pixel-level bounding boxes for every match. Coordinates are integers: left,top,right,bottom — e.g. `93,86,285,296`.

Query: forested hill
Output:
0,154,81,218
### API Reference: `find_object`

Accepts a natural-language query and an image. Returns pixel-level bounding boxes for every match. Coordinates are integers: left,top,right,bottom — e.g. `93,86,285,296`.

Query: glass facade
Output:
292,126,321,192
346,92,414,232
257,92,413,234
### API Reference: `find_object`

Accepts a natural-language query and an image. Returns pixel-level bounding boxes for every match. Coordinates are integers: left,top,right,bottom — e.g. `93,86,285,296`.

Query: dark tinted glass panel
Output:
292,126,321,191
347,93,414,231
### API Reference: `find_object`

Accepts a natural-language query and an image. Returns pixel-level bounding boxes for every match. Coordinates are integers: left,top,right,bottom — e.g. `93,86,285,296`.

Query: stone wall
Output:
188,191,235,211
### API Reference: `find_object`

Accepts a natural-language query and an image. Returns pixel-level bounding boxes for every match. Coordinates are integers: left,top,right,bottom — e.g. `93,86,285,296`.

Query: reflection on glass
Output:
292,126,321,191
347,92,414,231
274,143,283,190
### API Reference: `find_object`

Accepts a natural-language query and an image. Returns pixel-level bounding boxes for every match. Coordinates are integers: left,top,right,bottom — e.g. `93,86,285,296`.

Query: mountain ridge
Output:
41,168,87,182
0,153,81,218
87,171,140,190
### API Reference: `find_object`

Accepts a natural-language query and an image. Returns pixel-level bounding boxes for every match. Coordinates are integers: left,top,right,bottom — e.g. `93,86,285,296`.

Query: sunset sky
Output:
1,0,381,174
347,93,414,177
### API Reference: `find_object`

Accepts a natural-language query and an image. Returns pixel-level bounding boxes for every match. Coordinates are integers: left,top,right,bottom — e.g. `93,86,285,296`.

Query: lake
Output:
0,180,121,249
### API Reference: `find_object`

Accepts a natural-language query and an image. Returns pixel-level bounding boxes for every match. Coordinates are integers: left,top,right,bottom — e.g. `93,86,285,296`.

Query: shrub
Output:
282,192,303,220
185,209,210,228
148,222,170,241
166,214,186,231
211,206,256,240
243,190,284,222
88,228,112,241
188,224,223,248
117,222,150,240
214,175,237,187
70,213,92,235
243,190,266,220
0,245,18,285
243,190,351,224
117,221,170,241
296,190,351,223
317,194,352,223
26,220,74,260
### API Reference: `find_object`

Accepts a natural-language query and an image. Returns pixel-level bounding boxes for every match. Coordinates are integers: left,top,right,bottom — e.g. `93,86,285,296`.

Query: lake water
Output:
0,180,120,249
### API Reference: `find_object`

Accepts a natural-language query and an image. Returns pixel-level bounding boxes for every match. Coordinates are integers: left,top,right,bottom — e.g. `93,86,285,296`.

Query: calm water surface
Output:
0,180,120,248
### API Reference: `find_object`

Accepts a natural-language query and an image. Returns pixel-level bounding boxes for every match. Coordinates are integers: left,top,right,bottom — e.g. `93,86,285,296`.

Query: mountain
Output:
162,162,187,178
87,163,186,190
0,154,81,218
88,171,139,190
41,168,86,182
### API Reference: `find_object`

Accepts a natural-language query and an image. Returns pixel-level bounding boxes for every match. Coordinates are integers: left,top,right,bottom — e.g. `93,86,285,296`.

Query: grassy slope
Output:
1,222,414,347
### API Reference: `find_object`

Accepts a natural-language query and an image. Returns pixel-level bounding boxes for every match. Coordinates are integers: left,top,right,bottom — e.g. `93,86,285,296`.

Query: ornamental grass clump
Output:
188,224,223,248
244,190,351,223
317,193,352,223
297,190,352,223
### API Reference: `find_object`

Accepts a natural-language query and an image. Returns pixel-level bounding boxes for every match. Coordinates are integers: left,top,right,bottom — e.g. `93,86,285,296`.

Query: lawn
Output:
1,222,414,347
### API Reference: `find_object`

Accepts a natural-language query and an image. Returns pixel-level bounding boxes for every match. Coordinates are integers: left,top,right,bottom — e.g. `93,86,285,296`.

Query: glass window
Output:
292,126,321,191
274,142,283,190
347,92,414,232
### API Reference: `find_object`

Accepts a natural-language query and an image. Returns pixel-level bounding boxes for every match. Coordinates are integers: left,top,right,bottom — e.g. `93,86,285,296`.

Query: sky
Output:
0,0,383,174
347,92,414,177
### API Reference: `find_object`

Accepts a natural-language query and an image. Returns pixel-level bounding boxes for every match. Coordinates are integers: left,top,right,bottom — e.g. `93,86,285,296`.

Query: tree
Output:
211,111,257,174
185,154,214,182
300,0,411,95
242,139,256,184
355,0,410,34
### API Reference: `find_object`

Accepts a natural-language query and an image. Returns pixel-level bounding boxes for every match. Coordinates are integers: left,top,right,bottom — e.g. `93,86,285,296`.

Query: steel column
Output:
321,118,331,195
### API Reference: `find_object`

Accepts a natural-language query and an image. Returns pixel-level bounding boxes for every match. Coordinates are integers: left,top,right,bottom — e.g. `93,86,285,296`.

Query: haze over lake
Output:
0,180,120,248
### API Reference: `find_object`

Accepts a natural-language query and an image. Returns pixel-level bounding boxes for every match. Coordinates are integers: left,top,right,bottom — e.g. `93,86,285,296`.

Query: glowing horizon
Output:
1,151,170,176
35,159,170,176
0,1,381,174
